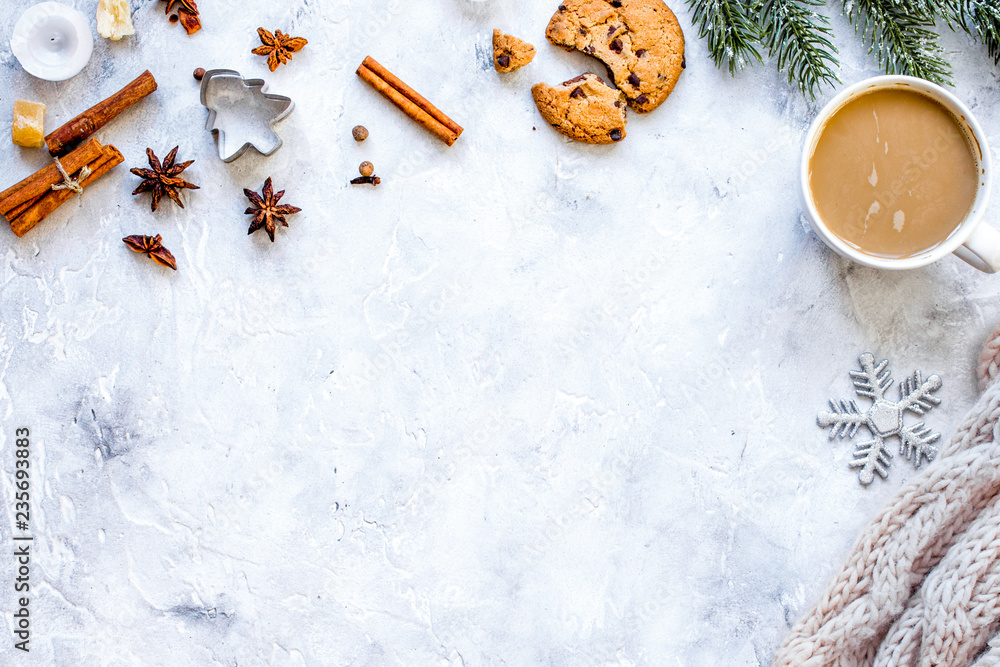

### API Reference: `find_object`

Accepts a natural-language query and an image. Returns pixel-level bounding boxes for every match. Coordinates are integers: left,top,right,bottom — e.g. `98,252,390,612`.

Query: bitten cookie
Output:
493,29,536,72
545,0,685,113
531,73,627,144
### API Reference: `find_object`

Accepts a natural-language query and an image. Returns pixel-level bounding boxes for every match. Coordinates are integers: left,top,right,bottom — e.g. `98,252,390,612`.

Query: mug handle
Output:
955,224,1000,273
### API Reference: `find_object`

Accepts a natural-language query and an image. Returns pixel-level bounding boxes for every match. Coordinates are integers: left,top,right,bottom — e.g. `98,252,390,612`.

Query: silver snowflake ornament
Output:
818,353,942,486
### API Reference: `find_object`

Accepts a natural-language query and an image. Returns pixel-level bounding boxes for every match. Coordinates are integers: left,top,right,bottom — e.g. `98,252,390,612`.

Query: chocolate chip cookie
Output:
545,0,685,113
494,29,536,73
531,73,627,144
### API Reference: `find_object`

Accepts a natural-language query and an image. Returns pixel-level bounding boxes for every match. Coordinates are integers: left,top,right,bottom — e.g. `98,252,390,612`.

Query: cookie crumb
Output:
493,29,535,73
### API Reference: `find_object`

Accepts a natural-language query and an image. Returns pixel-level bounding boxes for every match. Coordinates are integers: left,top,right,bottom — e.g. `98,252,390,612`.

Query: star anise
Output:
163,0,201,34
131,147,200,212
123,235,178,270
244,177,302,242
252,28,308,71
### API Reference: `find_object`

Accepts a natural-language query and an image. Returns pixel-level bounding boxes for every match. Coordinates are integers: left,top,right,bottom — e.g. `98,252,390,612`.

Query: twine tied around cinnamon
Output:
50,156,91,197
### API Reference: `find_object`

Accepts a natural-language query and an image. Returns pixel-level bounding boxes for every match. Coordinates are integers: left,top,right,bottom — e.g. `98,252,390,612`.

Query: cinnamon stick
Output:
0,139,104,216
357,57,462,146
5,195,43,222
45,71,157,156
361,57,463,137
9,145,124,237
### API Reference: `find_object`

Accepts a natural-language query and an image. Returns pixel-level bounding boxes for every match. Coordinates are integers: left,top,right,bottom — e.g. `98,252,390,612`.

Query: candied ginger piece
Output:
12,100,46,148
97,0,135,41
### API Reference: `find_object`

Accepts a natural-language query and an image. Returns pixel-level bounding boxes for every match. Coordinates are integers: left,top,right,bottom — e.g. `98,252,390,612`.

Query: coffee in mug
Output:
808,88,978,259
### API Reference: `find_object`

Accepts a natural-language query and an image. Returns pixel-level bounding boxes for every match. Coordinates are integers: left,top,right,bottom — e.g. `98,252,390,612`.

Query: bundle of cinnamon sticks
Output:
0,70,155,238
0,139,123,237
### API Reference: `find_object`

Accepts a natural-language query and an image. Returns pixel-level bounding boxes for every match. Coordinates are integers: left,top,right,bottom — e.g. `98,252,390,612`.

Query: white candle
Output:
10,2,94,82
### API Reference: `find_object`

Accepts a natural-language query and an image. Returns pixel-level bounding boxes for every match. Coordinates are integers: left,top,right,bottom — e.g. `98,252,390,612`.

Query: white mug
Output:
801,75,1000,272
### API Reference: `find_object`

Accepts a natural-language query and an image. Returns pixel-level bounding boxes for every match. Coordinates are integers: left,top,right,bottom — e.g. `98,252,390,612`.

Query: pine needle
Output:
685,0,997,98
943,0,1000,64
758,0,840,98
843,0,952,84
686,0,764,75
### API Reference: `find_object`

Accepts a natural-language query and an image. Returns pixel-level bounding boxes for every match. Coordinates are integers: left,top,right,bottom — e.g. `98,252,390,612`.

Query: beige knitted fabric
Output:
774,323,1000,667
972,635,1000,667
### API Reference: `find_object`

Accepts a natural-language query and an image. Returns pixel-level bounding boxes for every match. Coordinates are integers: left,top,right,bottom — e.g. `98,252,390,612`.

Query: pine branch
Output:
942,0,1000,64
686,0,763,75
757,0,840,98
843,0,952,84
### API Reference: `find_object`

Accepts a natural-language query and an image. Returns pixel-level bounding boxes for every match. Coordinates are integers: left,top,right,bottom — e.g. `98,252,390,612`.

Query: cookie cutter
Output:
199,69,294,162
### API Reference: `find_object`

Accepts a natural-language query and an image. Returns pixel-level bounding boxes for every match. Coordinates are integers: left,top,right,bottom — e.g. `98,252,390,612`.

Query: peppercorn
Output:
352,125,369,142
193,68,206,81
359,161,374,177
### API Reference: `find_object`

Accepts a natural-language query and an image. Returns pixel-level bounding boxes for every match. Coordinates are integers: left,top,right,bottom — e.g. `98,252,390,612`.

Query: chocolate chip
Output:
614,101,622,108
559,4,566,8
681,55,687,69
570,86,585,99
610,129,623,141
610,0,623,6
610,38,623,54
608,25,617,36
635,94,648,105
584,45,595,54
497,54,510,68
636,49,646,57
628,73,640,87
580,27,587,35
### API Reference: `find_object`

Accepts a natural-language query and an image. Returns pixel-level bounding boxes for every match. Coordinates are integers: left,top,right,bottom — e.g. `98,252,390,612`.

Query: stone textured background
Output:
2,0,1000,664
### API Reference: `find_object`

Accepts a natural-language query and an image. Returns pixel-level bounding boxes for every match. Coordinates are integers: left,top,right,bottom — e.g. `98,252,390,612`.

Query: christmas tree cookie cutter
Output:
199,69,294,162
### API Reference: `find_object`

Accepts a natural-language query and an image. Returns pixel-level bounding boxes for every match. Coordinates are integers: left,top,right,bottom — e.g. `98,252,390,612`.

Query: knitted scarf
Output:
774,324,1000,667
